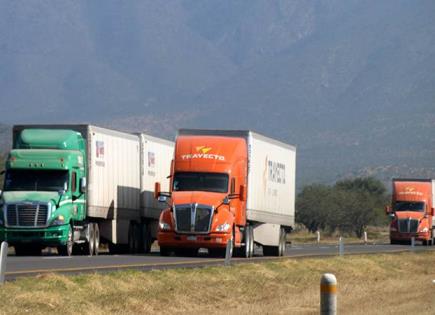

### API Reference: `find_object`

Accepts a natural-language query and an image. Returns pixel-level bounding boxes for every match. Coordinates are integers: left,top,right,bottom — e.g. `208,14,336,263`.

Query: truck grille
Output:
398,218,419,233
6,203,50,227
174,204,213,233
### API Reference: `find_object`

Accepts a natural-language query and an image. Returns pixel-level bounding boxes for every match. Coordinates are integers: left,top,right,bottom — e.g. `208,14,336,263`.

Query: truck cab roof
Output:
15,129,85,151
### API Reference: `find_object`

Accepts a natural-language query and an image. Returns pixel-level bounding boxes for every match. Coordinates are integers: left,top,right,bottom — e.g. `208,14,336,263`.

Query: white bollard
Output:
317,231,321,244
225,238,233,266
339,237,344,256
0,242,8,284
411,237,415,249
321,273,337,315
363,231,368,245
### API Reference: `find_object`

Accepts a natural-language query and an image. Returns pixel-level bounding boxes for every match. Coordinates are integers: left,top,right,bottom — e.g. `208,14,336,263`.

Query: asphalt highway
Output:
4,242,433,280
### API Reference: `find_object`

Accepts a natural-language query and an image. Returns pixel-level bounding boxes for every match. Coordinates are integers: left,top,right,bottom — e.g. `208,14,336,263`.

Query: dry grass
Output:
1,251,435,314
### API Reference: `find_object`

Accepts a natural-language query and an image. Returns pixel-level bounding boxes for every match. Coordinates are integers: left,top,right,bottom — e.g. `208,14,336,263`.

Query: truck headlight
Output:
159,221,171,231
421,227,429,233
215,223,231,232
51,215,65,226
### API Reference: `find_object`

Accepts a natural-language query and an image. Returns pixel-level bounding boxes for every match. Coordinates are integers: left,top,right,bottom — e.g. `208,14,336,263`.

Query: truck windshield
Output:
4,169,69,192
394,201,425,212
173,172,229,193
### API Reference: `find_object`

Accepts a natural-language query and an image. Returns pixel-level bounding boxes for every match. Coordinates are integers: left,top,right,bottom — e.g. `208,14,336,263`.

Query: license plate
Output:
187,236,197,241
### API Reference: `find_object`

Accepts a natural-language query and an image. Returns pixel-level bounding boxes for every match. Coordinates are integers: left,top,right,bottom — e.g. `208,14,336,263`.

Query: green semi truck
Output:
0,125,174,256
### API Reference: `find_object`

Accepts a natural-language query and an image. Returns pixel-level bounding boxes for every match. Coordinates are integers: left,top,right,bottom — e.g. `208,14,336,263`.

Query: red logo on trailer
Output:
96,141,104,159
148,152,155,168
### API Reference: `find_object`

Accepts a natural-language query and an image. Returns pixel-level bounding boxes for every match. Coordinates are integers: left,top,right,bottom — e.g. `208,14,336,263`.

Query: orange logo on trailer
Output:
398,186,423,196
181,146,225,161
196,146,212,154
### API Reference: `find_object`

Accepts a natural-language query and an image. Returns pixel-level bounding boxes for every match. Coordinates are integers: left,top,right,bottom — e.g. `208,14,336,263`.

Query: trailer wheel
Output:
263,227,285,257
128,222,140,254
142,223,152,254
58,225,74,256
94,223,100,256
279,228,286,256
249,226,255,257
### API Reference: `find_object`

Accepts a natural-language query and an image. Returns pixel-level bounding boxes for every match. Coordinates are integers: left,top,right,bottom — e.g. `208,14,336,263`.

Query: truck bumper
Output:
0,224,70,246
390,231,430,242
158,231,231,249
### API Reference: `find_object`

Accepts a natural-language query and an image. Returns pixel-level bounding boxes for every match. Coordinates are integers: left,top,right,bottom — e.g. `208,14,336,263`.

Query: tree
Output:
296,177,388,237
296,184,334,233
334,177,388,237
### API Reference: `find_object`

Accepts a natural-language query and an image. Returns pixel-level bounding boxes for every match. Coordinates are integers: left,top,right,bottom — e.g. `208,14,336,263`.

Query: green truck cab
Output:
0,129,92,256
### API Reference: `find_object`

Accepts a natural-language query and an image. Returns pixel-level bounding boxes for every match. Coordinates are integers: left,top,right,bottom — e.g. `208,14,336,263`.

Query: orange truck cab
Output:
387,179,435,245
155,129,296,258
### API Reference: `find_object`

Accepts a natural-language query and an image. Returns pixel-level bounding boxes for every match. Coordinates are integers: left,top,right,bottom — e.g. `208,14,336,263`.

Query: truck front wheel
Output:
58,225,73,256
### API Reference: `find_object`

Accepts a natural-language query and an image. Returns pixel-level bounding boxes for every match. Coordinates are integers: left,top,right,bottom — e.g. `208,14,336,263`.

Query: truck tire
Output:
279,228,286,256
82,223,95,256
263,227,285,257
58,225,74,256
128,222,140,254
159,246,171,256
142,223,152,254
242,226,254,258
93,223,100,256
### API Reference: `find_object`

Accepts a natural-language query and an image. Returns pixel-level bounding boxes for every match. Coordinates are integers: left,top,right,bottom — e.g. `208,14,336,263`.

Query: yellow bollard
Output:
320,273,337,314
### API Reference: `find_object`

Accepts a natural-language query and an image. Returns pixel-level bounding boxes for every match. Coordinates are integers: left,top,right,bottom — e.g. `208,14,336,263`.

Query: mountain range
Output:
1,0,434,186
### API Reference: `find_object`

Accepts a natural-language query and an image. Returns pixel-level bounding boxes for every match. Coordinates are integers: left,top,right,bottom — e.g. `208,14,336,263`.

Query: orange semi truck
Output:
387,179,435,245
155,129,296,257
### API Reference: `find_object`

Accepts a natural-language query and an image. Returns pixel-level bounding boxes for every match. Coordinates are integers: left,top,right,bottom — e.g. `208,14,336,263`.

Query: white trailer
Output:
13,125,174,254
139,133,174,252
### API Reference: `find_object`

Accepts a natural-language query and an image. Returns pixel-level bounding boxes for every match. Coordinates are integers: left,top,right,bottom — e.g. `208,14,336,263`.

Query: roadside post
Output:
338,237,344,256
0,241,8,284
320,273,337,315
317,231,321,245
363,231,368,245
411,237,415,250
225,238,233,266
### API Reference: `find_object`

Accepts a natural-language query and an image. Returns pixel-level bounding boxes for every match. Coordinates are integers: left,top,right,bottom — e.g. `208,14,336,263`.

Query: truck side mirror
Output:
154,182,161,199
80,177,87,193
385,205,391,215
239,185,246,202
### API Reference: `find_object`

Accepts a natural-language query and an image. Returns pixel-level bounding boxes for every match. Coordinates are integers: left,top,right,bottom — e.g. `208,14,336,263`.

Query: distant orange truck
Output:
387,179,435,245
155,129,296,257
